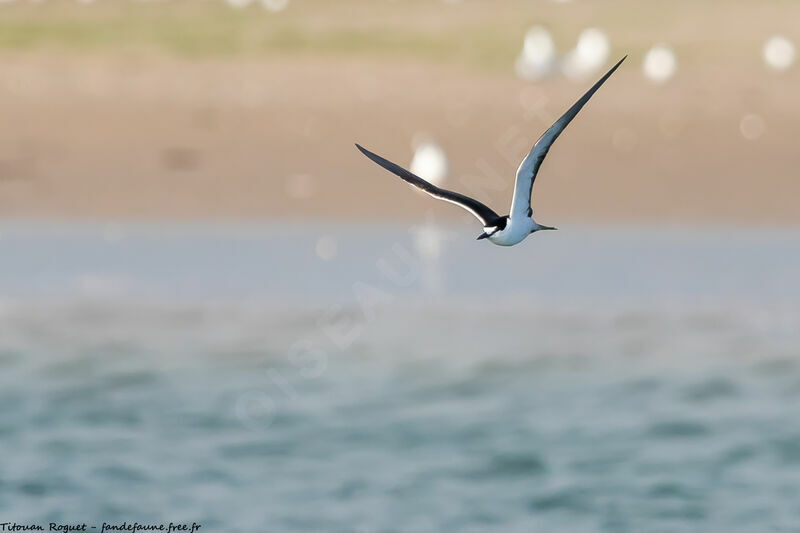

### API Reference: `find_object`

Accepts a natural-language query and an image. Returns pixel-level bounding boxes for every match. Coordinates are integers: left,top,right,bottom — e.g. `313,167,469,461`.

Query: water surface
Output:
1,223,799,532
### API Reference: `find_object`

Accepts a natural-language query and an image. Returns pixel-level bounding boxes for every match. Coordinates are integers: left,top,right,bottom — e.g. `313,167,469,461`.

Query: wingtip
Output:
602,55,627,77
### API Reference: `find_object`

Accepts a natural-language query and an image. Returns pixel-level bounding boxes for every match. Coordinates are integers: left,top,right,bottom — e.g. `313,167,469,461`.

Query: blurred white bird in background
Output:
514,27,684,87
763,35,796,71
409,134,448,187
224,0,290,11
515,26,558,81
561,28,611,80
643,44,678,83
408,134,450,292
515,26,610,81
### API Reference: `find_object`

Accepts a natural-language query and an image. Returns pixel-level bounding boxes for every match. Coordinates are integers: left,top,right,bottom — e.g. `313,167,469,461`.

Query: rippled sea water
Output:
1,223,799,532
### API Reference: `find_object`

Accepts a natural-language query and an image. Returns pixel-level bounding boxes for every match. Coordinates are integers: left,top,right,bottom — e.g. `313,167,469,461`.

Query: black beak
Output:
477,233,490,240
539,225,558,231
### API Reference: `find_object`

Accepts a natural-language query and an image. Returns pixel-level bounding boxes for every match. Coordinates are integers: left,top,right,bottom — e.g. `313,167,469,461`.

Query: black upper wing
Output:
356,144,500,226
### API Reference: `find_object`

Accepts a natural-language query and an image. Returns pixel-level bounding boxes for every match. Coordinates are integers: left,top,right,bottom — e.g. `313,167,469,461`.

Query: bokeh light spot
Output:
260,0,289,12
315,236,338,261
740,114,766,141
562,28,611,80
410,134,448,186
643,45,678,84
515,26,556,81
763,35,795,71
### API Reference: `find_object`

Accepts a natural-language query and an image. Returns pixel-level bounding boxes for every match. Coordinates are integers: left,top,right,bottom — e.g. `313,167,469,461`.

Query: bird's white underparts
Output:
356,56,626,247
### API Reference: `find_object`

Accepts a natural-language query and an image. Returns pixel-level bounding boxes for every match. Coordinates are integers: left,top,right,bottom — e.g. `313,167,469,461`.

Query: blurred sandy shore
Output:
0,0,799,224
2,53,799,225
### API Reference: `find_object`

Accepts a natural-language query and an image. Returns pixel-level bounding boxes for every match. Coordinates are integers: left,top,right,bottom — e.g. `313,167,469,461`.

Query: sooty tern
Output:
356,56,626,247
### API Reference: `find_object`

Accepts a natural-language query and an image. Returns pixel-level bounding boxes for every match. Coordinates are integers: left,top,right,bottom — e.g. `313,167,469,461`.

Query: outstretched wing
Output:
509,56,627,219
356,144,500,226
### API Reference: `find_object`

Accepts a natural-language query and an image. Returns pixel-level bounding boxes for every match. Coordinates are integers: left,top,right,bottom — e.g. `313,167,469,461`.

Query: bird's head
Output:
477,219,505,241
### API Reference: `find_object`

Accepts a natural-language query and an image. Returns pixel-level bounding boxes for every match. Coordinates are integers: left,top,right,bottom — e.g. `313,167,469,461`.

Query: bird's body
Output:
479,216,536,247
357,56,626,247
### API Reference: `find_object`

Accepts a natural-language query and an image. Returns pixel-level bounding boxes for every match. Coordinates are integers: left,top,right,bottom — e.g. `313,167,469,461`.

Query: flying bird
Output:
356,56,626,246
